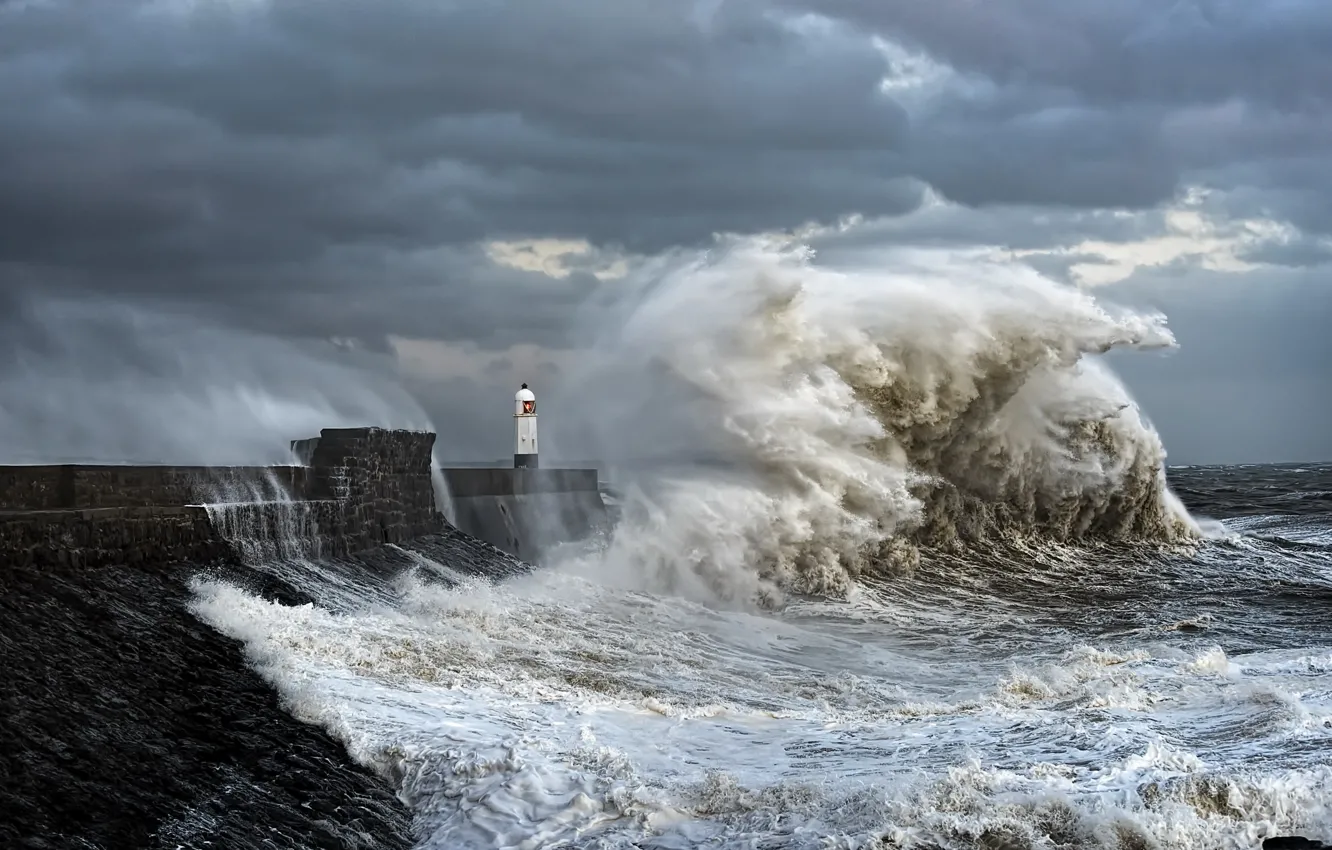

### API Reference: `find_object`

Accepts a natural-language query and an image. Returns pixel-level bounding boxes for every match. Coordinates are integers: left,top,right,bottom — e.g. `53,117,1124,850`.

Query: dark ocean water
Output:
2,464,1329,849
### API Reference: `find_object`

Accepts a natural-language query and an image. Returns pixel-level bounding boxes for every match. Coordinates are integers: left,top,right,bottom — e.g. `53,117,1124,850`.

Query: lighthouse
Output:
514,383,538,468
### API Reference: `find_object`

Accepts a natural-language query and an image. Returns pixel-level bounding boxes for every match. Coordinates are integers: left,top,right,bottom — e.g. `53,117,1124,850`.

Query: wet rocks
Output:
0,555,415,850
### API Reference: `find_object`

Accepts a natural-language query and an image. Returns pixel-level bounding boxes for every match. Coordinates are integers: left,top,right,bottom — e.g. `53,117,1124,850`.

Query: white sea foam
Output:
191,560,1332,849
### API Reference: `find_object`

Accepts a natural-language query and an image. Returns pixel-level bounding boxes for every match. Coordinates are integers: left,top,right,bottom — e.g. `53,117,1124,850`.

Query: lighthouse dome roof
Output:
515,386,535,402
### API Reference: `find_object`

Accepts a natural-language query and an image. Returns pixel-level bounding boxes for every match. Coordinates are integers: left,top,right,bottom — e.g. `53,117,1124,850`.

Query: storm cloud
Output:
1,0,1328,462
803,0,1332,221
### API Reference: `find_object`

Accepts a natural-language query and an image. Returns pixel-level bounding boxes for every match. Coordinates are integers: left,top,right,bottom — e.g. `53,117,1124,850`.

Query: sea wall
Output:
304,428,441,552
441,467,607,560
0,429,607,568
0,464,311,511
0,427,442,568
0,506,233,568
287,434,607,559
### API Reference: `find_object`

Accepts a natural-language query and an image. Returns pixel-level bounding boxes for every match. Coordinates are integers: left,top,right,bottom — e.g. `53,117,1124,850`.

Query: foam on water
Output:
191,554,1332,849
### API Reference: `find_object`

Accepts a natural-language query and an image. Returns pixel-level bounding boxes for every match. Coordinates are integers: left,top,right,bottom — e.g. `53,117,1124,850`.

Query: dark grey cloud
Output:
2,0,1329,462
0,1,911,266
799,0,1332,226
4,0,1328,331
0,0,929,372
808,200,1168,257
1238,235,1332,269
804,0,1331,107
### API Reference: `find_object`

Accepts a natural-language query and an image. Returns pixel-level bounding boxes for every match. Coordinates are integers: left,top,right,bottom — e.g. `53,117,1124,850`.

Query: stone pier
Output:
0,427,607,568
0,428,442,568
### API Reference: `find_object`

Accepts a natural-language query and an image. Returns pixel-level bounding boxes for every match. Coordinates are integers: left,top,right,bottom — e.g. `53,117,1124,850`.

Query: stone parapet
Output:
0,465,312,511
0,506,230,568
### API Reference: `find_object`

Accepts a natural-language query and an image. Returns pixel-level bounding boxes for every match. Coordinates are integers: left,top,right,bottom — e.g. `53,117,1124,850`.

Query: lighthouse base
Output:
514,453,539,469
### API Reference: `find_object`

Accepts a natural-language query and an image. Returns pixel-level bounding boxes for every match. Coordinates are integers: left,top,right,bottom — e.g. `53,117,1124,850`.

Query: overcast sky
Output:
1,0,1329,464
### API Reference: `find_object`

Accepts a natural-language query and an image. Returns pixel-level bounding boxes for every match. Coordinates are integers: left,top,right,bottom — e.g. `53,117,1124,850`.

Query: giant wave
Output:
557,237,1197,605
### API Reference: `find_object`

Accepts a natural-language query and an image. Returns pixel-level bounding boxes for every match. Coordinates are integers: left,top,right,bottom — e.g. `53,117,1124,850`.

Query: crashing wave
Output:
556,237,1198,604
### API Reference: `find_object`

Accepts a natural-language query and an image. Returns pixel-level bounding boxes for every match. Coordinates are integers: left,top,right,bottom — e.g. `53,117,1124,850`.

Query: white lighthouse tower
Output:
514,383,538,468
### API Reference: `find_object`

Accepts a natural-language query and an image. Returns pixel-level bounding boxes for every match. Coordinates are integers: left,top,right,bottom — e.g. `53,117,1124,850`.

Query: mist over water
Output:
0,294,429,464
173,240,1328,849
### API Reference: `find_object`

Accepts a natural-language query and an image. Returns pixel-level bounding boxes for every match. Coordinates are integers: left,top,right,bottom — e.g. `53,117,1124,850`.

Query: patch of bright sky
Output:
874,37,955,99
484,239,629,281
1007,187,1302,286
483,187,1308,293
872,35,995,116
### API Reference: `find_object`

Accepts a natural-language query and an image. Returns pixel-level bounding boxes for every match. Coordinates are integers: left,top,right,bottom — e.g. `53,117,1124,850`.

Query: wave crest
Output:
557,238,1197,604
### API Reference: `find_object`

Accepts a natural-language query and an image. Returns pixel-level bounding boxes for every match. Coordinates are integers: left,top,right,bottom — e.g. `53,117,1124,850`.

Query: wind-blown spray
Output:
0,295,431,464
555,237,1197,604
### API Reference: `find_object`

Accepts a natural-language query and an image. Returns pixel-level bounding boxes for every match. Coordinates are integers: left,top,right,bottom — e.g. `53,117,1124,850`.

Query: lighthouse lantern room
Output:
514,383,538,468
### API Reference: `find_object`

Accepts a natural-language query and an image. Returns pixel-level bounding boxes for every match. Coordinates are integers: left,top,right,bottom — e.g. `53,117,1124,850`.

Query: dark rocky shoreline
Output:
0,523,530,850
0,553,417,850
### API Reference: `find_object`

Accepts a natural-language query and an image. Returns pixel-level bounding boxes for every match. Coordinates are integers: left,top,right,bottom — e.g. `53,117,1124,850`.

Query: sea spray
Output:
0,295,432,465
197,468,395,610
200,467,324,564
555,237,1198,604
431,452,458,527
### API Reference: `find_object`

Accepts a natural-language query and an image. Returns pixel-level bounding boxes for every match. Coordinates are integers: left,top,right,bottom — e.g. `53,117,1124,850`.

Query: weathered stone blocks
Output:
0,428,443,568
0,465,312,511
0,427,606,568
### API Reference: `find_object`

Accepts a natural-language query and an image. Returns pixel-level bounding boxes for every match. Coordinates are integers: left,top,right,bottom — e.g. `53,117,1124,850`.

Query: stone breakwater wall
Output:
0,427,443,568
303,427,441,552
0,464,312,511
0,426,608,568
